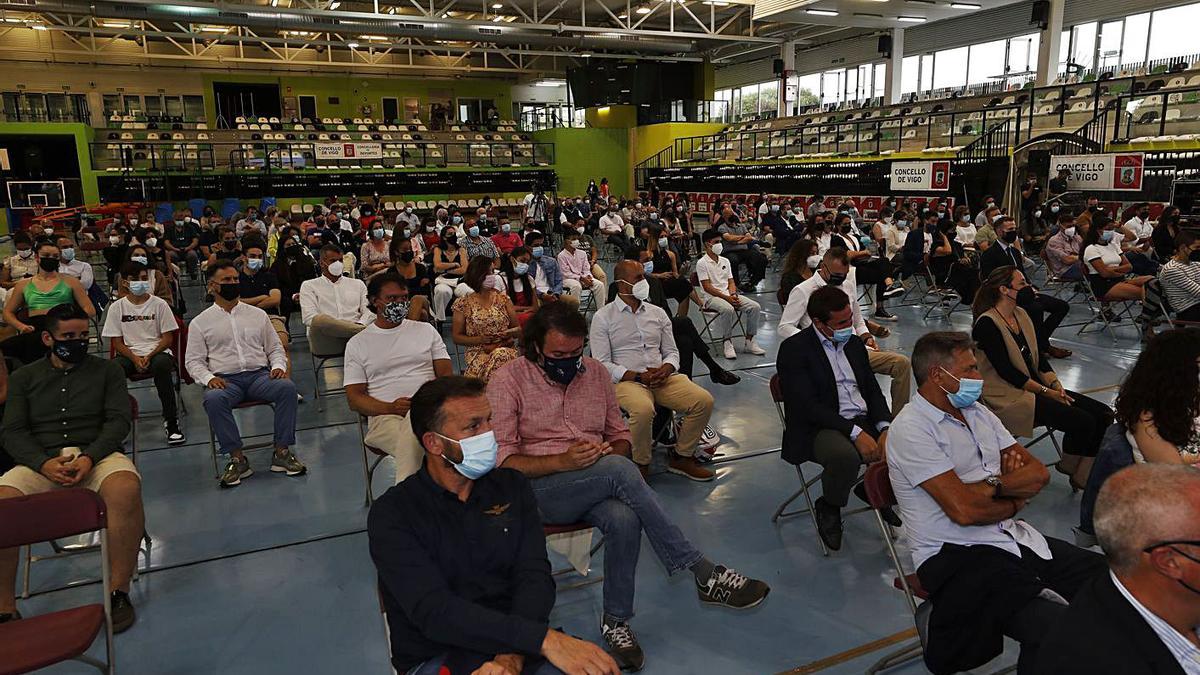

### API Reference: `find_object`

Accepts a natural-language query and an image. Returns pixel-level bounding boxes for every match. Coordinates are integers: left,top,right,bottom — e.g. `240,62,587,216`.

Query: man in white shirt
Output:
777,249,912,415
695,229,764,360
393,203,420,233
1121,202,1159,275
522,188,547,228
975,196,997,229
187,260,304,489
1038,464,1200,675
103,260,183,445
56,236,94,291
556,234,606,305
888,331,1104,674
598,205,631,249
590,261,716,482
299,244,373,356
345,272,452,484
235,206,266,238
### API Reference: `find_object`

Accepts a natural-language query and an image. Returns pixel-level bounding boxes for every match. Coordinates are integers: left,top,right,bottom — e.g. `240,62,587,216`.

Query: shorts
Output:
0,452,140,495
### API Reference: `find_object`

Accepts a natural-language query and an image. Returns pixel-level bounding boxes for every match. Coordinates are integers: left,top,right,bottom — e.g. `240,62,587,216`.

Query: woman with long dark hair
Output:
1114,327,1200,465
451,256,520,380
779,238,819,299
972,265,1113,488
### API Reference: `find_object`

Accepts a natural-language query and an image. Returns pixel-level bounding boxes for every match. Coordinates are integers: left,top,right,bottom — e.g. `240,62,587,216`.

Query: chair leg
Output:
771,465,829,557
865,640,923,674
20,544,31,599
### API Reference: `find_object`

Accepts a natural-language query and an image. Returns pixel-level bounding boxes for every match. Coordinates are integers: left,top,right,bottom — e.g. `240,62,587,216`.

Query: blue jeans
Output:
408,654,563,675
202,368,298,455
530,454,703,620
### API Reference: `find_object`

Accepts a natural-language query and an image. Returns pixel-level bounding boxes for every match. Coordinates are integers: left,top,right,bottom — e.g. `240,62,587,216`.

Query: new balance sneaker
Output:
270,450,308,476
601,618,646,672
111,590,136,633
698,425,720,452
743,338,766,356
164,418,186,445
696,565,770,609
219,456,253,488
722,340,737,360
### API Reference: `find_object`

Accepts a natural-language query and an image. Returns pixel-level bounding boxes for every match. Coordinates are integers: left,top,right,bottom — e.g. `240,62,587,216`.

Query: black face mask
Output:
825,271,847,286
444,235,458,246
224,240,237,250
39,257,60,272
216,283,240,301
1188,250,1200,263
839,223,853,234
399,251,415,263
542,354,582,385
51,338,89,364
1011,286,1035,305
1002,230,1019,244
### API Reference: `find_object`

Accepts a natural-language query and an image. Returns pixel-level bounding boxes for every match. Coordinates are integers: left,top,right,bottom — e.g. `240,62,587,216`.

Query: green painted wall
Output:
0,122,97,233
584,105,638,129
629,122,727,170
533,127,629,198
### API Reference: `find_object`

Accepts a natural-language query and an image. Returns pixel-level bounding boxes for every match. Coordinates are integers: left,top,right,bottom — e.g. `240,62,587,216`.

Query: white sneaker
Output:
743,338,766,356
722,340,737,360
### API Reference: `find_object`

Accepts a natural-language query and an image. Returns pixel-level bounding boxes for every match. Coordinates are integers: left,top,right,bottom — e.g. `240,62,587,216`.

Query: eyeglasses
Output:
1144,540,1200,563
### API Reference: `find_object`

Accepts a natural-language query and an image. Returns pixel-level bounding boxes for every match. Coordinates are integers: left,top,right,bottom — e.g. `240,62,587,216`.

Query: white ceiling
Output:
756,0,1029,29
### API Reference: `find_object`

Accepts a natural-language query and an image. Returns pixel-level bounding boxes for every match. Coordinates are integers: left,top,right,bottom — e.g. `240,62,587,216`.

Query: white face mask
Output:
710,242,723,256
327,260,345,277
806,254,822,270
629,278,650,301
482,273,504,292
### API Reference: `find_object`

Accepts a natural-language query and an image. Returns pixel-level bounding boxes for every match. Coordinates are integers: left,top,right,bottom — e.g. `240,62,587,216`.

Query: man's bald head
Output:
615,259,644,286
1094,463,1200,573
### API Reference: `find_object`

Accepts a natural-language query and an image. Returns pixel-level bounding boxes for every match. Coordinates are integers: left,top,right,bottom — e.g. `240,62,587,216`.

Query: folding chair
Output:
208,399,276,477
308,340,346,411
107,315,187,418
357,415,390,507
768,375,870,557
543,522,604,591
921,265,963,321
1,490,115,675
691,272,745,348
1076,278,1137,339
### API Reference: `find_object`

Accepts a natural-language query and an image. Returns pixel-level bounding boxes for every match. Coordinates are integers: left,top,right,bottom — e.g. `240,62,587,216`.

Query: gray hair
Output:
1094,464,1200,573
912,331,974,385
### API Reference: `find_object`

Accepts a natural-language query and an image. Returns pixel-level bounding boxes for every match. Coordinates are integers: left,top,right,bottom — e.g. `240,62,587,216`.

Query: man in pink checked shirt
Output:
555,233,606,307
485,302,770,673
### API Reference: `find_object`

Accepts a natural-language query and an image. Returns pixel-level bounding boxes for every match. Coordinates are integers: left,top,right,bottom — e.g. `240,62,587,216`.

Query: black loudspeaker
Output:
773,59,785,76
1030,0,1049,28
878,34,892,58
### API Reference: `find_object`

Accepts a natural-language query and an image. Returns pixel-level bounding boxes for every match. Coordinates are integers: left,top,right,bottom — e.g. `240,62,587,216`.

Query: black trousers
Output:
725,248,768,287
1033,388,1112,458
670,315,710,378
853,258,895,302
660,276,693,303
1018,291,1069,350
0,315,49,367
113,352,179,421
1179,303,1200,322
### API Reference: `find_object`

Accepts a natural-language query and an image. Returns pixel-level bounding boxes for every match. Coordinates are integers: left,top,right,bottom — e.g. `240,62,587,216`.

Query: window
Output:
901,55,920,94
873,63,887,99
797,73,821,106
1098,20,1123,70
183,95,205,120
1147,4,1200,62
738,84,760,118
933,47,968,91
919,54,934,93
1068,22,1097,71
758,81,778,115
1122,13,1150,67
103,94,121,117
967,39,1006,86
1008,33,1039,78
144,95,163,117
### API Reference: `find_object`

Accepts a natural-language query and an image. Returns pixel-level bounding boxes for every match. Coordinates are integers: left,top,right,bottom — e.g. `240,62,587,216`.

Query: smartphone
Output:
60,446,81,460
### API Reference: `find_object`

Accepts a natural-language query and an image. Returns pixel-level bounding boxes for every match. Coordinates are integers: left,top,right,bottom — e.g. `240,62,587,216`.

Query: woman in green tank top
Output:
1,239,95,364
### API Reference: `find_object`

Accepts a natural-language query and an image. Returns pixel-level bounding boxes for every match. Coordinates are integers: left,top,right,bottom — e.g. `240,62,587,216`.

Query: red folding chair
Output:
0,489,115,675
543,522,604,591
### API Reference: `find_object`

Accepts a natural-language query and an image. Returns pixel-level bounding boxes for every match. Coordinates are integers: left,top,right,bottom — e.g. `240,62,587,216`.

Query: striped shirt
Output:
1159,259,1200,314
1111,571,1200,674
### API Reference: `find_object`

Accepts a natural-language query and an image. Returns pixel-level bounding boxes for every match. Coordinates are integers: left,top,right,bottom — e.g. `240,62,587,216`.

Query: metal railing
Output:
956,117,1017,161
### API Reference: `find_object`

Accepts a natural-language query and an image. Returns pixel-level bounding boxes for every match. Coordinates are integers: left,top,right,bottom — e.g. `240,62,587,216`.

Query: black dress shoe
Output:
709,369,741,386
813,497,843,551
853,480,903,528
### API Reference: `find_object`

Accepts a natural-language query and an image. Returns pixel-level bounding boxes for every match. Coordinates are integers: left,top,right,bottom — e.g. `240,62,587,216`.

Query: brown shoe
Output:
667,454,715,482
1046,345,1072,359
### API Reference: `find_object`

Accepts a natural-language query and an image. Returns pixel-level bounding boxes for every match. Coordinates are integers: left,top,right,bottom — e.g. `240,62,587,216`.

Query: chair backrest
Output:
0,489,107,548
862,461,897,509
768,374,786,426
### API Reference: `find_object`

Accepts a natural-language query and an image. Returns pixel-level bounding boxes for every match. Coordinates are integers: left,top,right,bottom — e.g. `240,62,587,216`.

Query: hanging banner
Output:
314,142,383,160
890,160,951,191
1049,153,1144,192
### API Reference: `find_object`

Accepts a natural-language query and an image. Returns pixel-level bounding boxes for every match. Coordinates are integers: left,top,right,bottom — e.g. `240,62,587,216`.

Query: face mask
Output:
1100,230,1115,244
1189,250,1200,263
383,299,410,324
246,257,264,271
642,261,655,275
658,237,669,249
576,226,586,235
896,219,907,229
435,430,498,480
426,225,435,232
628,278,651,301
985,201,994,208
131,255,148,266
960,215,970,223
514,261,530,275
405,207,413,215
532,246,543,258
771,205,780,212
1050,206,1060,213
129,218,139,226
452,216,463,225
224,240,237,250
1013,286,1035,305
17,249,32,259
859,235,873,247
216,282,240,301
51,338,89,364
502,223,512,233
399,250,415,263
1034,210,1043,219
826,325,854,344
806,254,822,270
60,248,75,262
482,273,504,291
940,367,983,408
328,260,345,277
825,270,847,287
128,280,151,296
372,228,384,239
444,235,458,246
1063,227,1076,238
710,242,723,256
1002,230,1018,244
38,257,59,272
650,213,659,221
468,226,480,238
42,227,54,237
542,354,582,385
109,236,121,245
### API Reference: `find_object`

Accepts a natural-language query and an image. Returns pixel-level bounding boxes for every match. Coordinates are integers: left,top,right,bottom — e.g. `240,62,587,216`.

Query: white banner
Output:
890,160,951,191
314,142,383,160
1050,153,1144,192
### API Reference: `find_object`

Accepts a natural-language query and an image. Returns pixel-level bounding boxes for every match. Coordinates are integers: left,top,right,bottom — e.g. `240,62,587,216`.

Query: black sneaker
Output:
696,565,770,609
601,618,646,672
873,308,897,321
882,282,905,299
814,497,844,551
164,419,186,445
0,609,21,624
111,590,135,633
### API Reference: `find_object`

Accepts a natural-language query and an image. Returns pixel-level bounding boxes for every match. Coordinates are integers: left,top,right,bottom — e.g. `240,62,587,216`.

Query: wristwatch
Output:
984,475,1003,498
633,373,642,384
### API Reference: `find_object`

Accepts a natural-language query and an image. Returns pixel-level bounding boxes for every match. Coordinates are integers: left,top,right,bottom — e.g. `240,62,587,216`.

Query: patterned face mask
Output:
383,300,411,324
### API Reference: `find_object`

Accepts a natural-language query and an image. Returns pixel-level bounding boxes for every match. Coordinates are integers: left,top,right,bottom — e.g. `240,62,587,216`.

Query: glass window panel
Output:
933,47,968,90
183,95,204,119
1070,22,1097,71
103,94,121,117
901,55,920,94
144,95,163,116
1098,20,1123,70
967,39,1006,86
797,73,821,106
919,54,934,92
1059,30,1070,73
1122,13,1149,67
821,70,842,104
1009,33,1039,78
165,96,184,117
738,84,758,119
844,67,858,102
874,63,887,99
123,95,141,114
758,80,778,115
1147,4,1200,62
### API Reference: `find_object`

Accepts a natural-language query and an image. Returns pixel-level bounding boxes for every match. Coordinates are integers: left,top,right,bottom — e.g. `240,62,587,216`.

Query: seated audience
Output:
591,260,716,481
1083,213,1154,307
346,273,452,483
972,266,1113,490
828,212,903,319
716,207,768,292
929,216,981,307
888,331,1106,675
777,286,896,551
187,261,304,488
0,303,140,631
1,232,38,289
778,249,912,415
452,257,521,381
367,376,620,675
379,235,431,320
271,227,318,318
1044,213,1085,281
557,233,606,306
1037,463,1200,674
299,244,372,356
235,206,266,238
491,219,524,255
103,261,184,445
525,231,576,310
1159,231,1200,322
1120,202,1159,276
56,236,95,292
1151,205,1182,262
979,216,1072,358
163,212,201,276
239,238,292,378
359,223,391,277
463,221,500,261
954,205,977,247
431,225,470,322
696,228,765,360
487,303,770,671
779,239,819,299
1114,328,1200,466
638,227,693,315
499,246,540,321
2,239,95,366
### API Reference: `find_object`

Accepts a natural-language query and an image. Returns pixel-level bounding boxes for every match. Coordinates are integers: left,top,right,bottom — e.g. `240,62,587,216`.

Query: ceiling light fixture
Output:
949,2,980,7
580,51,592,57
329,1,341,8
702,0,730,5
492,2,503,7
805,8,838,15
535,79,566,86
853,12,883,17
618,12,628,18
199,25,230,32
30,23,46,30
896,14,926,21
905,0,935,4
635,6,652,13
99,20,133,28
346,40,359,47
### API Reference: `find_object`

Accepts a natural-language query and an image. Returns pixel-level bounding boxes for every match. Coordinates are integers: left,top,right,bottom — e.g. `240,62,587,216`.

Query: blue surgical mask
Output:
829,326,855,344
246,257,264,271
60,248,76,263
542,354,582,385
128,280,151,296
940,367,983,408
468,226,480,238
1100,230,1115,243
452,215,463,225
514,262,529,275
131,255,148,266
435,430,498,480
502,223,512,233
642,261,654,275
532,246,543,259
372,228,384,239
657,237,668,249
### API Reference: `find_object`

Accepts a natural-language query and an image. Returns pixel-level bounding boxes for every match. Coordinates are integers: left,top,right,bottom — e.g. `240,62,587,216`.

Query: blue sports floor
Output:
17,260,1142,674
